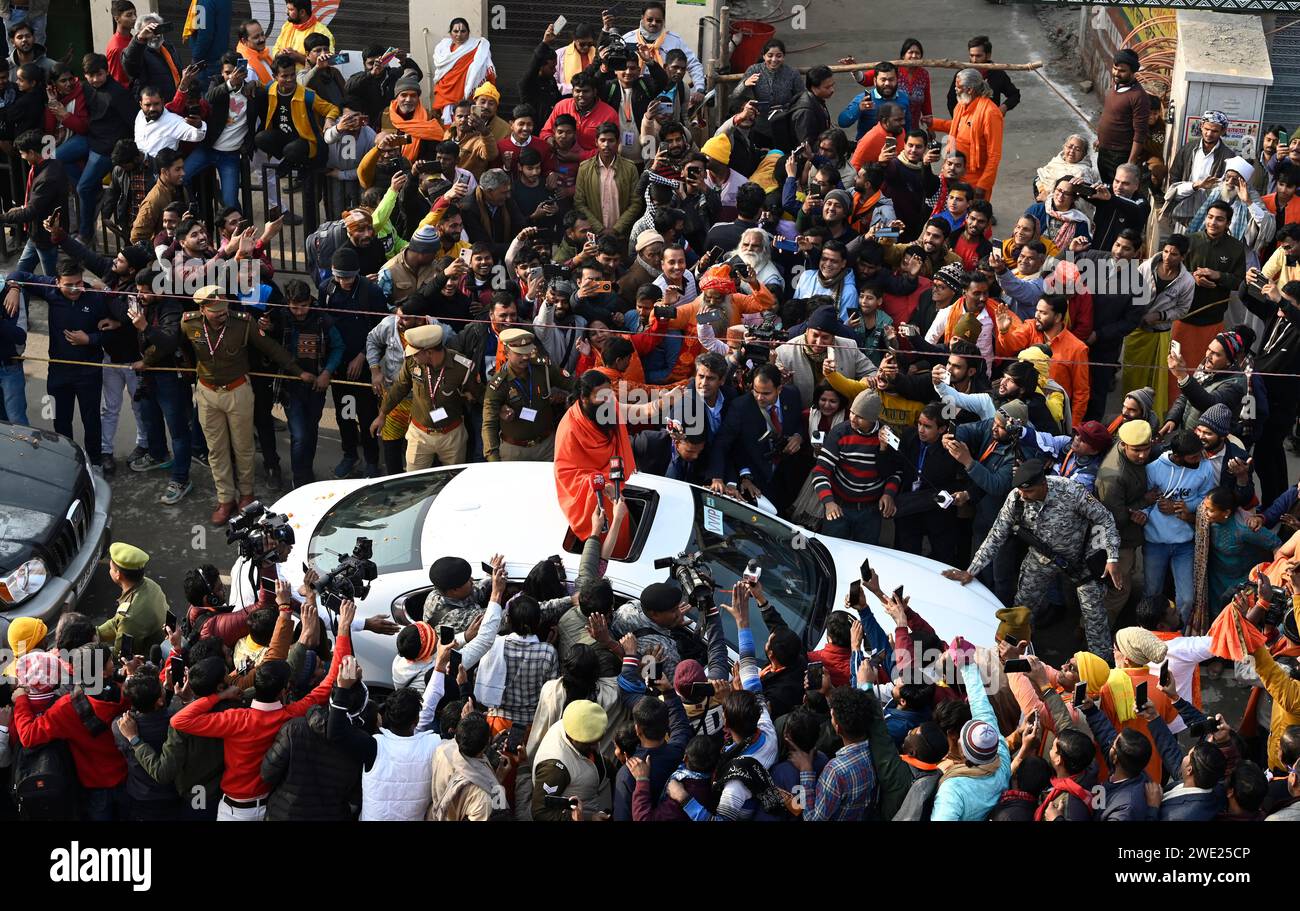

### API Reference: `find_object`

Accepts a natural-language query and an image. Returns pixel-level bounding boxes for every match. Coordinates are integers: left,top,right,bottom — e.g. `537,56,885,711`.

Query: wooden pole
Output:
713,58,1044,83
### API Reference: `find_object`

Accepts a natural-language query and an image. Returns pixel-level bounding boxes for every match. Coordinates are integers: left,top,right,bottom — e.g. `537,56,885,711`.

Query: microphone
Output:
592,473,608,534
608,457,624,501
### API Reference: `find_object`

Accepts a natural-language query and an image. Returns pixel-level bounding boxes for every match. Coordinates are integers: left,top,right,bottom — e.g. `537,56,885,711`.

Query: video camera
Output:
227,501,294,564
652,550,714,610
310,536,378,610
601,32,629,69
743,311,783,365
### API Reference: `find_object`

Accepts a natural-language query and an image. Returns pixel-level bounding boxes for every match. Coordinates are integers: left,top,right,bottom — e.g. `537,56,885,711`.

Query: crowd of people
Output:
1,0,1300,824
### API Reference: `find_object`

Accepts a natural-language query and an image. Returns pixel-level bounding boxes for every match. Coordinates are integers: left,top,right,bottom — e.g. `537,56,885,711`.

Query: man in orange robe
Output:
931,69,1004,201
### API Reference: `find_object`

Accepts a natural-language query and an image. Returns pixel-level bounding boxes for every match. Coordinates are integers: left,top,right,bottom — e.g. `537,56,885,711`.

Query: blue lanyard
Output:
512,365,534,406
915,442,928,477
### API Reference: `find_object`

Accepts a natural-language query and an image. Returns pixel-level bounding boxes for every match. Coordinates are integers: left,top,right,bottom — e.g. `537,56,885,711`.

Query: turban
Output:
413,621,437,662
472,82,501,102
1202,110,1229,128
698,264,737,295
1115,626,1168,666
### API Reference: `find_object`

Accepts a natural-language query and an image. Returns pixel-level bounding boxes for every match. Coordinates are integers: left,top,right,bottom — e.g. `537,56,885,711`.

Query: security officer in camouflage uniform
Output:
943,459,1123,660
370,323,482,469
482,328,572,462
179,286,312,527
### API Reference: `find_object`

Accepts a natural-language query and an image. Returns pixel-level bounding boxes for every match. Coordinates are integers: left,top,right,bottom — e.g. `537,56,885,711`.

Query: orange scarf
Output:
159,43,181,90
388,99,446,162
942,296,995,342
560,43,593,85
239,43,274,83
290,15,320,32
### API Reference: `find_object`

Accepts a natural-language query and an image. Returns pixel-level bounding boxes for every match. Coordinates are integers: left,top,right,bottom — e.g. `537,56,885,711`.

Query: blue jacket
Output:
1143,452,1218,544
884,705,929,749
837,87,912,141
930,663,1011,821
1078,702,1160,820
612,693,691,821
186,0,233,87
1160,785,1224,821
9,272,107,372
793,268,858,323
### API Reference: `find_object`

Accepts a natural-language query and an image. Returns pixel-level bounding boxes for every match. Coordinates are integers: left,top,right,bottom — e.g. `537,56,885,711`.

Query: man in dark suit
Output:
0,129,68,275
667,351,737,442
707,362,804,514
633,425,710,485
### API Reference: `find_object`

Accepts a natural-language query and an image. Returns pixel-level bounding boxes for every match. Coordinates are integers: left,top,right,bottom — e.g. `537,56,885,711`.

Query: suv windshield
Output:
689,489,828,650
309,469,464,576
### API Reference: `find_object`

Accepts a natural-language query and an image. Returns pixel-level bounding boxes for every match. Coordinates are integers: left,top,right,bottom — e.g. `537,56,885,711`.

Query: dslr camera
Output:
227,501,294,564
310,536,378,610
652,550,714,611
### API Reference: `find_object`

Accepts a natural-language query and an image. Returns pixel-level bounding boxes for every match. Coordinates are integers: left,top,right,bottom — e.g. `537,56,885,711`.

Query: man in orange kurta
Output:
554,372,638,557
931,73,1004,201
994,299,1091,426
655,264,776,382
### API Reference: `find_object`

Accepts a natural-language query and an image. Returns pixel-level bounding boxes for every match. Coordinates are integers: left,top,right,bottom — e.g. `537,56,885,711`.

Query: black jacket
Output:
459,190,526,263
1077,251,1145,361
344,58,424,126
85,77,136,156
584,58,668,128
320,274,386,361
708,385,803,497
260,705,361,822
788,90,831,148
518,42,563,127
112,707,185,806
122,36,181,99
203,79,264,153
0,157,68,244
0,85,44,142
632,429,712,486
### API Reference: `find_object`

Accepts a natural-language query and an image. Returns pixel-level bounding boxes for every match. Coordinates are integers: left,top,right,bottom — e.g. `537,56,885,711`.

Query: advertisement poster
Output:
1183,116,1261,158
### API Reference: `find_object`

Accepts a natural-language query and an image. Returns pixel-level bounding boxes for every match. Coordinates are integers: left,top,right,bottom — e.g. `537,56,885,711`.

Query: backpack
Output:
11,688,111,821
11,740,78,821
304,219,347,288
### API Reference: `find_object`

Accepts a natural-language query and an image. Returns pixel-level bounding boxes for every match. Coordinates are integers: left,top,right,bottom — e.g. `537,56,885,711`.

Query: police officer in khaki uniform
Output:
179,286,312,526
482,328,573,462
370,323,481,469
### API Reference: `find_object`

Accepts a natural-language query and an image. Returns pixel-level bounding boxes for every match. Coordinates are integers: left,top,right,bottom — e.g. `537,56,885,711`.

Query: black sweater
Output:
260,705,361,822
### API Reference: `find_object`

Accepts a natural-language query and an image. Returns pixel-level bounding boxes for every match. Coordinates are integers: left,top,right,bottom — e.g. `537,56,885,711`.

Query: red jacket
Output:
170,630,351,800
46,81,89,137
13,687,129,788
807,642,852,688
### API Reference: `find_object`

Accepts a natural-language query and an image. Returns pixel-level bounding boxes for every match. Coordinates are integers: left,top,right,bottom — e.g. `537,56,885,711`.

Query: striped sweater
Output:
812,422,900,506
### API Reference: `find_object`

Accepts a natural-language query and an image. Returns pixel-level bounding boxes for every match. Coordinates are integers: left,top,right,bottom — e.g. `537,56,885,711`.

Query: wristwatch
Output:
129,735,143,747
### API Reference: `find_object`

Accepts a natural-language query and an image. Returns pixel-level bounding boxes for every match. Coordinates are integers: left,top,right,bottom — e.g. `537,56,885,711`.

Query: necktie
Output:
769,405,783,436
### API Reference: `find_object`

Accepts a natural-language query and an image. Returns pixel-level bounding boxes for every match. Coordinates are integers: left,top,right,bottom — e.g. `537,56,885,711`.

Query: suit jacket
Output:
1164,139,1232,222
707,385,802,497
632,430,711,485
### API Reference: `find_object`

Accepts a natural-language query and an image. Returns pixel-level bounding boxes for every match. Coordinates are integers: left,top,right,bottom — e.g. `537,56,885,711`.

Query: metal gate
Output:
1264,15,1300,129
487,2,571,111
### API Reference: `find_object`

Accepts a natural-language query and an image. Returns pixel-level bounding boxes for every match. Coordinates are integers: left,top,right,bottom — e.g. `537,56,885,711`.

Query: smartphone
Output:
1158,660,1170,688
1169,339,1182,359
1003,658,1031,674
237,218,252,232
527,265,544,283
481,561,494,574
928,139,941,152
119,634,135,658
506,721,526,753
460,248,473,265
392,131,412,144
259,576,276,594
708,245,724,261
868,647,888,669
330,52,349,66
552,15,567,32
883,136,897,150
806,661,824,691
848,579,862,606
1135,681,1148,709
266,205,283,222
1002,634,1022,648
438,625,455,646
773,237,798,253
186,103,202,118
456,171,470,186
591,280,613,294
689,681,715,702
893,585,904,601
653,304,675,320
1073,681,1087,705
859,557,872,582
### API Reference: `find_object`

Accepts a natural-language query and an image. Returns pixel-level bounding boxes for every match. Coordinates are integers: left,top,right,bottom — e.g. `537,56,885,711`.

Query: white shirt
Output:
134,108,206,158
1173,141,1222,199
925,302,996,370
621,28,705,89
214,85,249,153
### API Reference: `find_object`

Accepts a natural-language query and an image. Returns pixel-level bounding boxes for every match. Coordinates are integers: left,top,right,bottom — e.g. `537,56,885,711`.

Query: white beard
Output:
738,250,768,273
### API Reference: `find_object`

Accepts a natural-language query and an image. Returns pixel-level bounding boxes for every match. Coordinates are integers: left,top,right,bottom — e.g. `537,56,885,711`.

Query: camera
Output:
227,500,294,564
311,536,378,610
652,550,714,610
741,311,783,365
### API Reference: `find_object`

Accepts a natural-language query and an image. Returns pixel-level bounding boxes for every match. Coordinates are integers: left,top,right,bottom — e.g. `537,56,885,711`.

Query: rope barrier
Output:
18,354,375,388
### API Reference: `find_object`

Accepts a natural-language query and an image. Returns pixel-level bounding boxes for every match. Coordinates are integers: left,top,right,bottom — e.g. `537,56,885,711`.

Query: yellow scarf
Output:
182,0,200,42
637,30,668,65
561,43,593,85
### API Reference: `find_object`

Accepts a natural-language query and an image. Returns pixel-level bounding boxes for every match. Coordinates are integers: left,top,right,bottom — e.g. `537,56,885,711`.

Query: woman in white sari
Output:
432,17,496,122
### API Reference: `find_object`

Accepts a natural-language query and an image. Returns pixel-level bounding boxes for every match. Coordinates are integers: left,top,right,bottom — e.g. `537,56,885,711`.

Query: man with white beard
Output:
1188,157,1275,255
731,227,785,299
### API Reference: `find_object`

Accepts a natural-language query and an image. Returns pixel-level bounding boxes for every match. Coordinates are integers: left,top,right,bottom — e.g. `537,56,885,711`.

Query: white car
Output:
230,463,1001,688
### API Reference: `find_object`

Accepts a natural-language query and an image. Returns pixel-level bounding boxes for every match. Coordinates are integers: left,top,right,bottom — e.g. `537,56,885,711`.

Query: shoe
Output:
211,501,237,525
192,451,210,468
333,456,358,479
237,494,256,510
266,464,283,490
363,461,381,479
129,453,169,472
159,480,192,505
101,456,116,477
126,445,149,462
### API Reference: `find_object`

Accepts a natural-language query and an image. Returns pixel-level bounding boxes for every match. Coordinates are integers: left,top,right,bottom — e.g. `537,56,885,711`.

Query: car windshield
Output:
689,489,828,650
308,470,464,577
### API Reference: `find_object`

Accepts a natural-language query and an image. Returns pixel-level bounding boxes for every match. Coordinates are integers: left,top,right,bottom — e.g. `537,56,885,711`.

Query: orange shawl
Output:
554,401,637,556
388,99,446,163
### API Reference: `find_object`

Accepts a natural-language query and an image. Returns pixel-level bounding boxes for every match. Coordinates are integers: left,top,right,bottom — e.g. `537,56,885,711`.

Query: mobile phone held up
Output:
438,625,455,646
505,721,527,754
1073,681,1087,706
805,661,824,691
1003,658,1031,674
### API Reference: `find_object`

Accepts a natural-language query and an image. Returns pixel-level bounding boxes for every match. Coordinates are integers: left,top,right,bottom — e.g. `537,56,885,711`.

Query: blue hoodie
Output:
1143,452,1218,544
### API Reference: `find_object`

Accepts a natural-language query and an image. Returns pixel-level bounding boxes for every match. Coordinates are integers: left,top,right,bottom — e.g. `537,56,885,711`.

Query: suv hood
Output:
0,424,85,567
